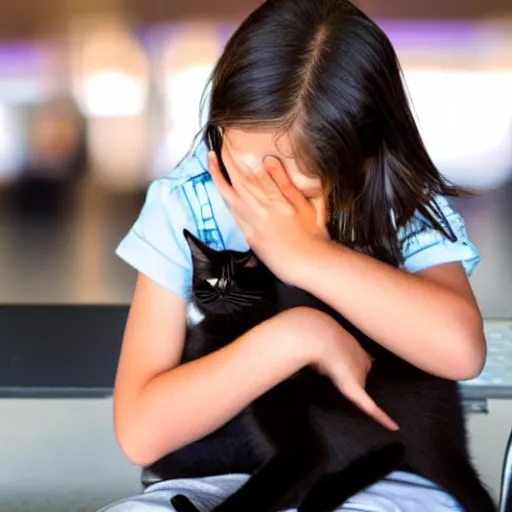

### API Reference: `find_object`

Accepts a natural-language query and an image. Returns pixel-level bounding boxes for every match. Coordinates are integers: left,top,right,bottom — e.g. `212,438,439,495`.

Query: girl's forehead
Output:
223,128,294,158
223,128,322,198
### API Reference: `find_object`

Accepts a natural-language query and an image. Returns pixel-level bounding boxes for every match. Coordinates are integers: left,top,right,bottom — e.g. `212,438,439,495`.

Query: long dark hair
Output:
202,0,463,266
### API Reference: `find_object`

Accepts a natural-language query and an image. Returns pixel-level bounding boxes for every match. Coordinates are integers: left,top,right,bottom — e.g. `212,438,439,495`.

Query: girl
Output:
99,0,485,510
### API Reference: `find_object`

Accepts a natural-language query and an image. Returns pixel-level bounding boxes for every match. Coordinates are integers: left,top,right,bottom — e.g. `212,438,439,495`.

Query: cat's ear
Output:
183,229,217,265
234,250,259,268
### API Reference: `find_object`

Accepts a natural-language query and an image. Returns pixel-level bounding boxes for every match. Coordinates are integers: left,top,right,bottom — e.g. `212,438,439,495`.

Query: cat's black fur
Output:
165,230,496,512
146,232,278,482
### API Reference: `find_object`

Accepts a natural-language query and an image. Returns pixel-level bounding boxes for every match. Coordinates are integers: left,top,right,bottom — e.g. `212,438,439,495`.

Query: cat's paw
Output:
170,494,201,512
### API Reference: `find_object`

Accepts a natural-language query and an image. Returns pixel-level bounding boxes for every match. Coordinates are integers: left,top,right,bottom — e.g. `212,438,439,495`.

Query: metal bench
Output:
0,305,510,509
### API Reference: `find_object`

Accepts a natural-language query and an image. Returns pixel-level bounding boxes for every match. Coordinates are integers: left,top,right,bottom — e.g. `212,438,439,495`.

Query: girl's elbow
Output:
115,411,182,467
117,426,173,468
114,406,165,467
115,417,152,467
457,342,486,381
450,312,487,381
118,441,147,467
451,346,485,381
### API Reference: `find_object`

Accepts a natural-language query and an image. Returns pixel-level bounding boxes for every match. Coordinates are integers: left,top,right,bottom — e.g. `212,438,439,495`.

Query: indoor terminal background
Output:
0,0,510,510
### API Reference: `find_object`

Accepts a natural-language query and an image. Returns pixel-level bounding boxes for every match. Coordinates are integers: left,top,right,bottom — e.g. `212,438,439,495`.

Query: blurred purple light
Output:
378,20,480,51
0,42,50,75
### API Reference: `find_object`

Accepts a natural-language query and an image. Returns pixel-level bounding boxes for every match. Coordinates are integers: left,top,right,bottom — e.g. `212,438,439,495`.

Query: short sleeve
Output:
115,179,194,299
399,196,481,276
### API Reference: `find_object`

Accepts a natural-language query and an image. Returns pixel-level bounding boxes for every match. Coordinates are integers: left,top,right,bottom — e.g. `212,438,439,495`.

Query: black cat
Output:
168,230,496,512
146,231,278,482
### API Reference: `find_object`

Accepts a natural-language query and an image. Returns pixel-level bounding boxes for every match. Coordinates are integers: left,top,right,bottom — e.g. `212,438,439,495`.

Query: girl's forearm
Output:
293,240,485,380
118,312,315,467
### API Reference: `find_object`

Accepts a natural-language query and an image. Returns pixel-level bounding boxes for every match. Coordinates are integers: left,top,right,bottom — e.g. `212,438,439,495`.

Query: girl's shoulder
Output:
116,139,480,298
158,140,248,252
399,196,480,276
115,141,247,299
163,140,211,185
158,141,226,251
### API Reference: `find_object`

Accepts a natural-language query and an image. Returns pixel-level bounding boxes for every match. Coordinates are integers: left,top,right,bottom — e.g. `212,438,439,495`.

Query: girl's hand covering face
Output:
208,149,329,283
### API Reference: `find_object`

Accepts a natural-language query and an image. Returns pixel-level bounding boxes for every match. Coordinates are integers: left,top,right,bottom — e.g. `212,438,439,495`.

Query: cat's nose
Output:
217,277,229,293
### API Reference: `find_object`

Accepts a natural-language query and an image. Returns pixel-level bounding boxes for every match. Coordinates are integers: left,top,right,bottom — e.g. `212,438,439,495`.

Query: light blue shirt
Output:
116,140,480,300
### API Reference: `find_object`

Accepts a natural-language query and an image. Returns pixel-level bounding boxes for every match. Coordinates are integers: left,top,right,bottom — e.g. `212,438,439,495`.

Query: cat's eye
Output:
206,277,219,287
244,256,258,268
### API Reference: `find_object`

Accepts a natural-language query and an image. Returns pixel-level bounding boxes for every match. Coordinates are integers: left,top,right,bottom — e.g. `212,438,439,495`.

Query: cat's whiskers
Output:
195,290,222,307
227,295,256,307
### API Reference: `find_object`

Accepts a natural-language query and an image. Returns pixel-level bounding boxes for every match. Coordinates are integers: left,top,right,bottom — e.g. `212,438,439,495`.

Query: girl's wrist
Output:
288,237,334,290
248,310,318,371
267,308,331,366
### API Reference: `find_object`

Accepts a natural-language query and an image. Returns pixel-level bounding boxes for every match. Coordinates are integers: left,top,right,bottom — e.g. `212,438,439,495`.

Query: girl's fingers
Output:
229,153,284,205
208,152,239,207
218,149,272,207
208,152,258,228
234,216,254,242
251,156,288,202
343,384,400,432
264,156,308,208
311,195,329,232
209,151,261,217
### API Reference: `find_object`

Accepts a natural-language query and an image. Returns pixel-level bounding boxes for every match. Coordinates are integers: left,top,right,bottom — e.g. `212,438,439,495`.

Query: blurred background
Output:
0,0,510,309
0,1,511,511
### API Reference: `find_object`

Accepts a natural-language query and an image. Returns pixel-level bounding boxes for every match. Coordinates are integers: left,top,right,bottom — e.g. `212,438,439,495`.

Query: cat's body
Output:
147,239,279,482
158,231,496,512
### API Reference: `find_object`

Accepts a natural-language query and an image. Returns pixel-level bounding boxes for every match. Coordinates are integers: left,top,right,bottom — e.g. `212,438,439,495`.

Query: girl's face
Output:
221,128,323,201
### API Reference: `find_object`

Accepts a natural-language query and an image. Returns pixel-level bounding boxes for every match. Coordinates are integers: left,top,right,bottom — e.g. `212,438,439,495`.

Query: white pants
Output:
97,471,464,511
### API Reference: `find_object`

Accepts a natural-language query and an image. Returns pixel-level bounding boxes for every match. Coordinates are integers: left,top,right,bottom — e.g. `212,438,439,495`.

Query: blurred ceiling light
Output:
70,18,149,118
87,116,149,192
0,102,25,183
405,70,512,189
69,17,150,190
158,63,213,169
152,23,222,178
81,70,146,117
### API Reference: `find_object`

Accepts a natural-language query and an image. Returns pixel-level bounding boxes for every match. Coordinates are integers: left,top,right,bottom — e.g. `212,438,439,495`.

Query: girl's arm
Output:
292,242,485,381
114,273,395,467
206,152,485,382
114,274,304,466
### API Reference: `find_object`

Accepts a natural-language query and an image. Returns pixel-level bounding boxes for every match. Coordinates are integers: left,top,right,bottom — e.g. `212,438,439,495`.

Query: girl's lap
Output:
96,472,464,512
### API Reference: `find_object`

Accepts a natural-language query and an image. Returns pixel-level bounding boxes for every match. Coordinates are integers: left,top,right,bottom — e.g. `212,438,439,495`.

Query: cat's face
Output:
184,230,277,316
